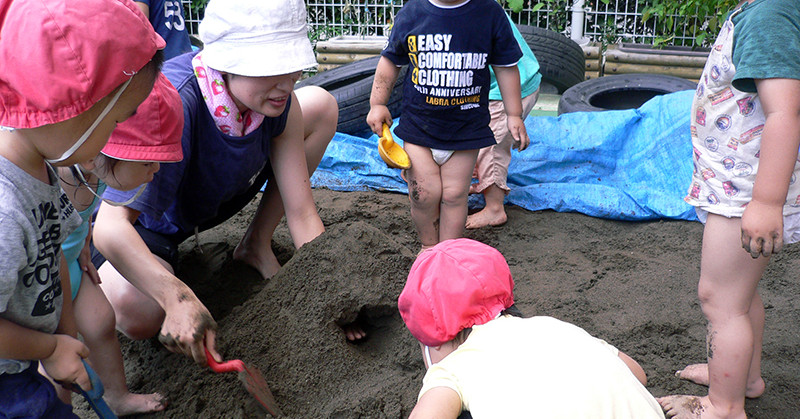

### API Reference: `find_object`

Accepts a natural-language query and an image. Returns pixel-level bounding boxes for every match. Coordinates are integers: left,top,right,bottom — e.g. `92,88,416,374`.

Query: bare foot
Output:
657,395,707,419
465,207,507,229
657,395,746,419
676,363,765,398
106,392,167,416
233,242,281,279
343,323,366,341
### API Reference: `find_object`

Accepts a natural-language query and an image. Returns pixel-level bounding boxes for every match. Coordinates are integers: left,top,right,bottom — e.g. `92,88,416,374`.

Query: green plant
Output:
189,0,208,16
641,0,737,47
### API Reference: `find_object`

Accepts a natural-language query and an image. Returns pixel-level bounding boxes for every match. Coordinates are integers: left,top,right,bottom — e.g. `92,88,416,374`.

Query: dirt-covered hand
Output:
158,294,218,364
41,334,90,391
366,105,392,136
508,115,530,151
741,200,783,258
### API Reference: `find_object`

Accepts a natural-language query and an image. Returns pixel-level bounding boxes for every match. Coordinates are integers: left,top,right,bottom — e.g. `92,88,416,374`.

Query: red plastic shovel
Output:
205,347,283,417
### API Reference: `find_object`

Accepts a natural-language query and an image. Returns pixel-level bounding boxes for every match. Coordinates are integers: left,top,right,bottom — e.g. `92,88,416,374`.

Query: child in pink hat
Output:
0,0,165,416
398,238,665,418
55,73,183,416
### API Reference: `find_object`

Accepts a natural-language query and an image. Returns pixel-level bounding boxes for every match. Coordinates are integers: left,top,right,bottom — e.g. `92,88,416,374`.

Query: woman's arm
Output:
742,78,800,257
268,92,325,249
93,203,219,363
409,386,462,419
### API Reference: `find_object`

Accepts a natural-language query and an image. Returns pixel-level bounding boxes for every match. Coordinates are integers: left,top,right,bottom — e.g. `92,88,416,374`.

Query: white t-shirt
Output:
419,316,664,419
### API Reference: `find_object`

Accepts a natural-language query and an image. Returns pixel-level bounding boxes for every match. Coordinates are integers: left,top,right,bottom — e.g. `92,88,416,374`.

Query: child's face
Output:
51,71,155,166
225,71,302,117
87,159,161,191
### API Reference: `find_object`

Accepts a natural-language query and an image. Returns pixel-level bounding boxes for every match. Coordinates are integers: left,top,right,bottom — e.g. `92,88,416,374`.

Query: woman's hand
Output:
159,289,219,364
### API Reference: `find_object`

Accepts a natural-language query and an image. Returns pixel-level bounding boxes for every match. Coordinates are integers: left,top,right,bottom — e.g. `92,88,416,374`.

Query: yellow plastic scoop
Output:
377,123,411,170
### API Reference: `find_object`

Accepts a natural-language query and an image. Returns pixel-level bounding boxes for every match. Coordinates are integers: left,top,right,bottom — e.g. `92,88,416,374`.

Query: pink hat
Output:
101,73,183,162
0,0,166,129
398,239,515,347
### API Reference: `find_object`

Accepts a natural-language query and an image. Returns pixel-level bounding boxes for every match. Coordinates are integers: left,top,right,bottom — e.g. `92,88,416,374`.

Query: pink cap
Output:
101,73,183,162
0,0,166,129
398,239,515,347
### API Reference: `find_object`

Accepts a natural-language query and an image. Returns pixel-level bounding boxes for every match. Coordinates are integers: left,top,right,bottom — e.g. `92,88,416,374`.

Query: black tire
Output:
557,73,697,114
297,56,406,135
515,25,585,94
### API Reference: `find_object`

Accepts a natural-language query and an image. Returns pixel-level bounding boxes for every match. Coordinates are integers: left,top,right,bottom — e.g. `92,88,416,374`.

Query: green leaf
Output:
695,32,707,46
531,3,544,12
507,0,524,12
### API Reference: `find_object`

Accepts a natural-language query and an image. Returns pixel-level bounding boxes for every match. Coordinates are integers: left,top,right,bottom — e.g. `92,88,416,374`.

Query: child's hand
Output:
159,296,218,364
367,105,393,136
741,199,784,258
41,334,91,391
507,115,530,151
79,223,101,285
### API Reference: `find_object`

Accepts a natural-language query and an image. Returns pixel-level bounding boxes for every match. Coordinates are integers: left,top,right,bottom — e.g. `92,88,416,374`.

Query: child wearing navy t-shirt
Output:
368,0,529,251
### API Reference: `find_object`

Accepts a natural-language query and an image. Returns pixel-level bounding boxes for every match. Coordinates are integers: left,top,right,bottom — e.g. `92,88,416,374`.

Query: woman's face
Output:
225,71,302,117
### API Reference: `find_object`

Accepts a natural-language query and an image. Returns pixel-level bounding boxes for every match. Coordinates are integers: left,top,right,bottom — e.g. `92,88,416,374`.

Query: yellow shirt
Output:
419,316,664,418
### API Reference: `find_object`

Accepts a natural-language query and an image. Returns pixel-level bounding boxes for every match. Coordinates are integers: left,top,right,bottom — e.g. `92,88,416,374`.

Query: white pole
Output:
570,0,589,45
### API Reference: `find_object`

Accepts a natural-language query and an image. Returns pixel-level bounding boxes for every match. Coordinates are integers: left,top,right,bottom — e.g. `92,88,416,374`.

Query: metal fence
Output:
181,0,716,47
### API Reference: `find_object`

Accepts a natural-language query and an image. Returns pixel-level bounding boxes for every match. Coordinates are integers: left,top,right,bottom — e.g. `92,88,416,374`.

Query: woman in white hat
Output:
92,0,346,365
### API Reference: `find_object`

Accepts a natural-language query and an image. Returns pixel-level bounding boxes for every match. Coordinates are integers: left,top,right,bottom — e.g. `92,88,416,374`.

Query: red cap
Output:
398,239,515,347
0,0,166,128
102,73,183,162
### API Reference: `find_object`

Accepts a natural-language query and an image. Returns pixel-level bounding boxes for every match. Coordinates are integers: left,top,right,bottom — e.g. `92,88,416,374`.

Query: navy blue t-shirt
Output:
103,51,290,237
137,0,192,60
382,0,522,150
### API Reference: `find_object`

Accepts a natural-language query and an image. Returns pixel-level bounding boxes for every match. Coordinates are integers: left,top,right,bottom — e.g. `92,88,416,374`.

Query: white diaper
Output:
431,148,455,166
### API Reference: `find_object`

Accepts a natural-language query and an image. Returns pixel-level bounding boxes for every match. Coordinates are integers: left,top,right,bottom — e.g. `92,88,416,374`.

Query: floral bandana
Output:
192,52,264,136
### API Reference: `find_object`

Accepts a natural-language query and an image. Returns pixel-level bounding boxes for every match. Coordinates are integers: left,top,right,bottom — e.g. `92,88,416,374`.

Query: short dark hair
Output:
453,304,524,345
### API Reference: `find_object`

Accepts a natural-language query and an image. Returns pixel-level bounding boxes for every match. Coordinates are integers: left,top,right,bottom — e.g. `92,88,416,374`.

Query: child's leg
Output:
439,149,479,242
233,86,337,279
74,273,166,415
659,214,768,419
467,92,538,229
675,291,766,398
403,142,444,248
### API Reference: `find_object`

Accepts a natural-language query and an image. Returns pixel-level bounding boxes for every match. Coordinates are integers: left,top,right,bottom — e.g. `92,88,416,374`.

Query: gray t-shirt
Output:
0,156,81,375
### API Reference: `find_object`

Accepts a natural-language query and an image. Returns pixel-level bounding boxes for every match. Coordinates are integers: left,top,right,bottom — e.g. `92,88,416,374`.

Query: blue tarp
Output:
310,90,698,221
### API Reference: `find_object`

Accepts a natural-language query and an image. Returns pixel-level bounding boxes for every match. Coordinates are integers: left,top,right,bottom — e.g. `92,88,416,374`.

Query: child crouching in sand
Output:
57,74,183,415
398,238,665,418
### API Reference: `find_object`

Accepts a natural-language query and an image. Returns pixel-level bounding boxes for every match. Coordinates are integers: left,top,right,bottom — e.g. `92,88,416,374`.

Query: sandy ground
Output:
74,188,800,418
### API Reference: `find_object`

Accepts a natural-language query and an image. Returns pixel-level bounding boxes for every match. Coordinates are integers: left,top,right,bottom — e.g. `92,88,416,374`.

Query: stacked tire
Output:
296,56,405,135
557,73,697,114
515,25,586,94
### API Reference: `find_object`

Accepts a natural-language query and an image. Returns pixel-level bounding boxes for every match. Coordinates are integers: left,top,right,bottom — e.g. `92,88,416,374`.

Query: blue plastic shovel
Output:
76,360,117,419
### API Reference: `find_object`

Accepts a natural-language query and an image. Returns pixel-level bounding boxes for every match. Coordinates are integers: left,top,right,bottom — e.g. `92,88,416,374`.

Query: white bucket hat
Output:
199,0,318,77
